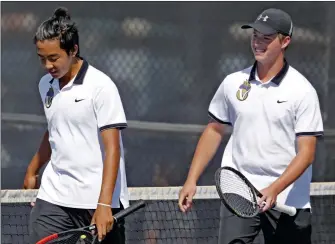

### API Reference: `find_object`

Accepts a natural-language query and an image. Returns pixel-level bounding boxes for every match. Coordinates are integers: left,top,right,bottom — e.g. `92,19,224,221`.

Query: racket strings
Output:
47,230,96,244
217,169,259,217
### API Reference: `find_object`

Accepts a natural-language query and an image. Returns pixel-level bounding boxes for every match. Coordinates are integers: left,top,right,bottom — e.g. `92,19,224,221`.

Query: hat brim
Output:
241,22,277,35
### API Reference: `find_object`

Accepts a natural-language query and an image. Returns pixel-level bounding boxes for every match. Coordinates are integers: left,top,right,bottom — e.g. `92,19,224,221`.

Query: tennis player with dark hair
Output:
178,8,323,244
23,7,129,243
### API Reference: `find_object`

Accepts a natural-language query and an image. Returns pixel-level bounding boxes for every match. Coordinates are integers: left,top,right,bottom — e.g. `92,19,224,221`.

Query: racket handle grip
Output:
273,202,297,216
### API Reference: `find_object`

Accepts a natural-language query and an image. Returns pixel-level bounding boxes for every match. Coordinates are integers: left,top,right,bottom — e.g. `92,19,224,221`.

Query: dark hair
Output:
34,7,80,57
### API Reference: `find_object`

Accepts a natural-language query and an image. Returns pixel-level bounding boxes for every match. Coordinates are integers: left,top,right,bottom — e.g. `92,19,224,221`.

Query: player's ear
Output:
71,45,79,57
281,35,291,50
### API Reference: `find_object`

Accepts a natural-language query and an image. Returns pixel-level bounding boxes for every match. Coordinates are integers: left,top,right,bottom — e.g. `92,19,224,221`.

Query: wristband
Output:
97,202,110,207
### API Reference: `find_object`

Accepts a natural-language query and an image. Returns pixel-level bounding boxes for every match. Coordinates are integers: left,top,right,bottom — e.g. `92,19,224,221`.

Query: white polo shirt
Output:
209,60,323,208
37,59,129,209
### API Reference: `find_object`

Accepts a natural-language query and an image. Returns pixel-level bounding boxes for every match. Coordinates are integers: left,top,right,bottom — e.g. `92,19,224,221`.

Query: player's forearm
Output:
98,135,121,205
26,130,51,175
186,123,225,184
271,149,315,194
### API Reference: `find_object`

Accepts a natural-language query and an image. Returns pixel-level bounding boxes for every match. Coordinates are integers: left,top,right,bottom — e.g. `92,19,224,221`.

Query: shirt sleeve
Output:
208,78,231,125
295,87,324,137
93,81,127,131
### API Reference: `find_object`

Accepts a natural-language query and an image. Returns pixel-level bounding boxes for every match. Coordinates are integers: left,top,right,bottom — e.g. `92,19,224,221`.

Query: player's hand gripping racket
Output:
36,200,146,244
215,167,296,218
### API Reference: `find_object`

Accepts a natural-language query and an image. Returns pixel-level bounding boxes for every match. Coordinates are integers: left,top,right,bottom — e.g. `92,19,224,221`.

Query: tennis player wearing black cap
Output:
178,8,323,244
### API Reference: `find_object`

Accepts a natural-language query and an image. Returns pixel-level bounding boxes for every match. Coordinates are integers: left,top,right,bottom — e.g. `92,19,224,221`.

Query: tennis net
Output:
2,183,335,244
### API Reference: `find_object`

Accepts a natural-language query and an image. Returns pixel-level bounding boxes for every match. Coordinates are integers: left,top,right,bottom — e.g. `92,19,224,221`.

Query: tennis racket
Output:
36,200,146,244
215,166,297,218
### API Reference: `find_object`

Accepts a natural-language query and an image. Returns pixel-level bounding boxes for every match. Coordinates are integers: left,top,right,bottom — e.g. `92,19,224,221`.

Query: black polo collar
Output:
248,59,289,85
49,58,89,85
73,59,89,85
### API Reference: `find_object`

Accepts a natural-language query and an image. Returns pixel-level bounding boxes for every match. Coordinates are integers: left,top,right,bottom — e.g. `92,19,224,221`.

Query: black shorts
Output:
29,198,125,244
219,202,312,244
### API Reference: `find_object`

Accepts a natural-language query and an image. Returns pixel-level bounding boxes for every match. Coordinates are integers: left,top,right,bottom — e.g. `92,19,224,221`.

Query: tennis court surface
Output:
2,183,335,244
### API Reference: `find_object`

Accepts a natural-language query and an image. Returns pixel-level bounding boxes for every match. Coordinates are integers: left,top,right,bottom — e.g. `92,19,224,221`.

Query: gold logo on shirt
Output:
236,80,251,101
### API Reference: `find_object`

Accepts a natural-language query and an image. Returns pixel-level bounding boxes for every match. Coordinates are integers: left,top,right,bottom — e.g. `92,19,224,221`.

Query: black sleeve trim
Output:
296,131,324,137
99,123,127,131
208,112,232,125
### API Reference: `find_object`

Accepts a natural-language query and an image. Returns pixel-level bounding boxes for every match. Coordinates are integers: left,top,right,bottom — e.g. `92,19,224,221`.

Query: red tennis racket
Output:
36,200,146,244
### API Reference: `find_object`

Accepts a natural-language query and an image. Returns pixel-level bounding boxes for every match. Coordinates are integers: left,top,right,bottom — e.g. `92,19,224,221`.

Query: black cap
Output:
241,8,293,37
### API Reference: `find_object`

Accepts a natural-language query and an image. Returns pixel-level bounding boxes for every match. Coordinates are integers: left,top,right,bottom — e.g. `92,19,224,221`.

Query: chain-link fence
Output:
2,2,335,189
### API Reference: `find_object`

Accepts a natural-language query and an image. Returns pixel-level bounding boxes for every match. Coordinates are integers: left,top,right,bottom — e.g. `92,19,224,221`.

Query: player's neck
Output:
59,58,83,88
256,54,285,83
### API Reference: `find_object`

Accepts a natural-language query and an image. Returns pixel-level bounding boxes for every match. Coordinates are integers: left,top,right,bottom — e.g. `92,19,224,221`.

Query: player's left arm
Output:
268,135,317,196
98,128,121,206
260,86,324,211
91,80,127,241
